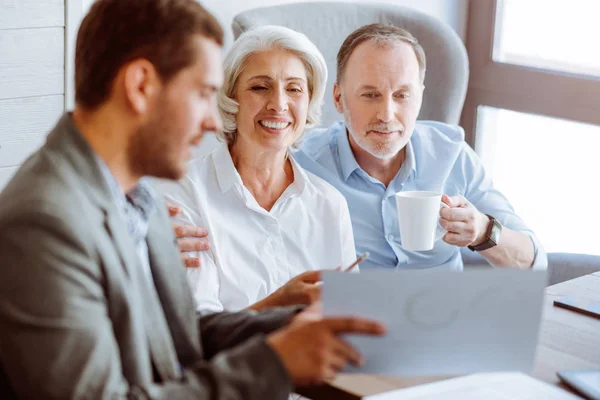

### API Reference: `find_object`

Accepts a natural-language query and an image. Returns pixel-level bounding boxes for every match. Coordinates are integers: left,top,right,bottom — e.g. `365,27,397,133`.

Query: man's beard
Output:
127,114,182,181
354,136,404,160
343,114,405,161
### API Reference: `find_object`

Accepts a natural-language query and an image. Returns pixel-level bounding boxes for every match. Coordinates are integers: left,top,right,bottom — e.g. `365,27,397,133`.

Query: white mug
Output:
395,191,448,251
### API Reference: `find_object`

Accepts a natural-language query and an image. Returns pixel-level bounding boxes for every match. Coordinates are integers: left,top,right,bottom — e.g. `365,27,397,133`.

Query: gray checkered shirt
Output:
96,157,156,283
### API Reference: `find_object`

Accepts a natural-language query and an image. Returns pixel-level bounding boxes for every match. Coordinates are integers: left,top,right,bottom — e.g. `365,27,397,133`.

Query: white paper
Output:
322,270,547,375
365,373,580,399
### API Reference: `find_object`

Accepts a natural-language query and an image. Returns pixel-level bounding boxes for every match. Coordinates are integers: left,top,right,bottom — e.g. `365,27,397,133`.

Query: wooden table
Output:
299,272,600,399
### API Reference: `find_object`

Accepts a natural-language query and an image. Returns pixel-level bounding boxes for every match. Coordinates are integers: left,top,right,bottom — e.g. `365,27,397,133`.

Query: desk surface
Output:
299,272,600,400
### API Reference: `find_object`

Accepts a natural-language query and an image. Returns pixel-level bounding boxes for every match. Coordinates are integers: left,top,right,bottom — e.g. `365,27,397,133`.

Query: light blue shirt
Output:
294,121,547,270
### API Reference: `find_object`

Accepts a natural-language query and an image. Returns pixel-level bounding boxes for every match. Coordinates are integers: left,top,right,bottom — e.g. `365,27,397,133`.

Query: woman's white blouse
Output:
158,143,357,312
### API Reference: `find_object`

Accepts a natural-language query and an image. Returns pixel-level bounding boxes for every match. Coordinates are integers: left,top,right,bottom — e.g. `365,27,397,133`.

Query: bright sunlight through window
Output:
494,0,600,77
476,106,600,255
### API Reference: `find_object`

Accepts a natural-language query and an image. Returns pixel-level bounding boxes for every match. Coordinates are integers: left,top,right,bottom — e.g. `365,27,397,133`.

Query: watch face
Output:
490,218,502,245
468,215,502,251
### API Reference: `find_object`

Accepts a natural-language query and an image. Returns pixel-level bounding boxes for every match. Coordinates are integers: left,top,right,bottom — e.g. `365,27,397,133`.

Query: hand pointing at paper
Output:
268,305,387,385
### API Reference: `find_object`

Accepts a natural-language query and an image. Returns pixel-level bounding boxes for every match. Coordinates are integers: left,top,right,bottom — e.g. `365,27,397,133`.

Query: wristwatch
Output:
467,214,502,252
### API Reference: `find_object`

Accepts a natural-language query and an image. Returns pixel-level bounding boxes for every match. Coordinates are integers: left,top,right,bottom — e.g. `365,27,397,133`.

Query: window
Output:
476,106,600,255
494,0,600,77
462,0,600,255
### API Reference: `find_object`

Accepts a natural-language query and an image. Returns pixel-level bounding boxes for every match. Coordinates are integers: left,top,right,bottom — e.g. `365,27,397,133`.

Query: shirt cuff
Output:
244,305,305,333
527,233,548,271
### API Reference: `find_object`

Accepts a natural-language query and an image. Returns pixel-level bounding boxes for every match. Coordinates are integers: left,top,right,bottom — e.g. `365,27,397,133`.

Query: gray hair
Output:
337,24,426,84
217,25,327,150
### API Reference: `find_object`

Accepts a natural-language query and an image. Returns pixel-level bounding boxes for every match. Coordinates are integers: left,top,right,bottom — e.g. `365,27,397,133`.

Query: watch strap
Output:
467,214,502,252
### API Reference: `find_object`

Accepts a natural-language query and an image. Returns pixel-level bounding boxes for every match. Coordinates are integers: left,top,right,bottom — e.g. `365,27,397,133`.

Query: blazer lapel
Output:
103,210,139,281
104,209,181,383
46,115,143,287
146,205,202,366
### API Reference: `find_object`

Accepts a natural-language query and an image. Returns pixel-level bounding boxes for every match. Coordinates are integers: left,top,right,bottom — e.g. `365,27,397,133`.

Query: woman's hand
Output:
274,270,322,306
248,270,324,310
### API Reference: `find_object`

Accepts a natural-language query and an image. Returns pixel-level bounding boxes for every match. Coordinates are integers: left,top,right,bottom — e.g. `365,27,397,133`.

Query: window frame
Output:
460,0,600,147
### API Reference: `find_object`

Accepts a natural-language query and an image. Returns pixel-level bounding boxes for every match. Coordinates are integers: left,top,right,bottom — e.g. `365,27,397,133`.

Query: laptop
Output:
322,269,548,375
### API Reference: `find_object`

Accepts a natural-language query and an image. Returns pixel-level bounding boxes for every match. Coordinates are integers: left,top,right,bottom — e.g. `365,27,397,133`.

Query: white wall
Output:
0,0,66,189
202,0,469,49
0,0,90,191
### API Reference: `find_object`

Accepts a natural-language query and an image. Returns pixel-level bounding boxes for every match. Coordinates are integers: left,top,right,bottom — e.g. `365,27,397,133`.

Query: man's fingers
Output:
440,206,470,222
441,194,453,207
196,226,209,238
173,224,187,238
326,351,349,374
173,224,209,239
182,256,200,268
178,238,211,252
447,195,469,208
439,219,468,234
167,204,181,217
320,365,338,383
323,318,386,335
333,338,363,366
442,232,463,244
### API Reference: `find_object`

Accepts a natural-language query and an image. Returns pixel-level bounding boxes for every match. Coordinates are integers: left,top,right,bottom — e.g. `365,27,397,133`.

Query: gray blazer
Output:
0,115,294,399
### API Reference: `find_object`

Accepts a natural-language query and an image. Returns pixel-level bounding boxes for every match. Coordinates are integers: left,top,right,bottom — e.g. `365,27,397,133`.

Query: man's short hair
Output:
75,0,224,109
336,23,426,84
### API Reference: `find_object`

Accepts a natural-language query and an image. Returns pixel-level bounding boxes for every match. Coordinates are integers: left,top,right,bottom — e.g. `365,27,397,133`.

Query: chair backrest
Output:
547,252,600,286
233,1,469,128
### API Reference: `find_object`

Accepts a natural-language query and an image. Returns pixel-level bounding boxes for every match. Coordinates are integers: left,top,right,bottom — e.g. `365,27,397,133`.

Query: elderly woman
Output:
158,25,356,312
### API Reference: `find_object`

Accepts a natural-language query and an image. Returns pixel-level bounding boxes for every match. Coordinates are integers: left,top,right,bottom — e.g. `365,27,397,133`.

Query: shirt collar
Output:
288,154,309,195
213,143,238,193
213,142,310,196
126,180,156,221
398,138,416,183
95,155,156,221
336,123,417,183
335,124,362,182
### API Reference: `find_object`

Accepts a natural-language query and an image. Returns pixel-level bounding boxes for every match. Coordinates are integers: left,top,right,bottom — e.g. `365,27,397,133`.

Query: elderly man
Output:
177,23,546,272
0,2,385,399
294,23,546,270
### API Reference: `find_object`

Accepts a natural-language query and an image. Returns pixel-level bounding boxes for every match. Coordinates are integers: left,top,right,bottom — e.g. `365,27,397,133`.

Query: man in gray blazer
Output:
0,1,385,398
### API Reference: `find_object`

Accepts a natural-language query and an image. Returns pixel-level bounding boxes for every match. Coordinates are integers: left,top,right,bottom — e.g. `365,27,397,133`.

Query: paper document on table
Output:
322,270,547,375
365,373,580,399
